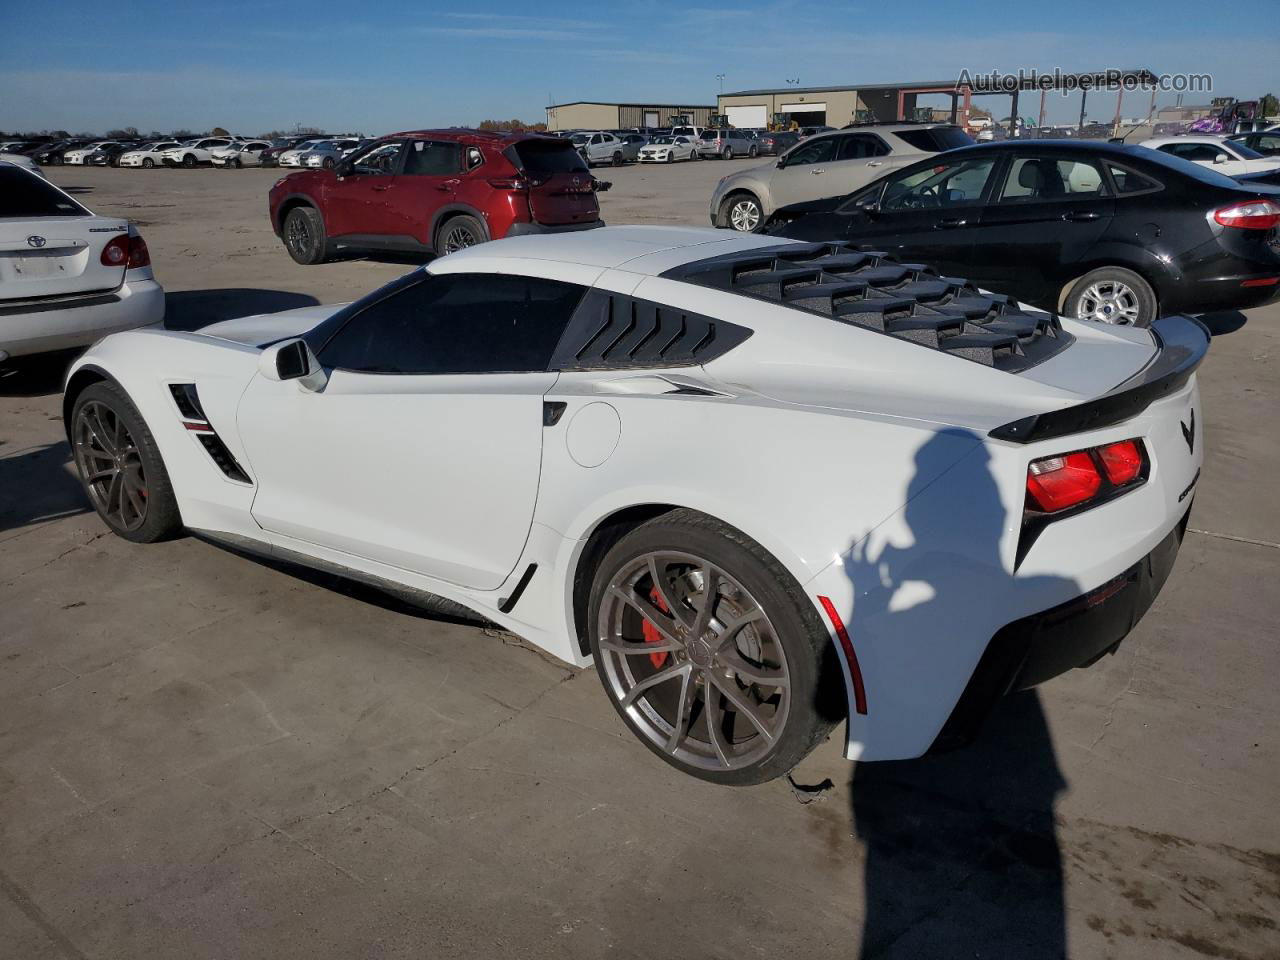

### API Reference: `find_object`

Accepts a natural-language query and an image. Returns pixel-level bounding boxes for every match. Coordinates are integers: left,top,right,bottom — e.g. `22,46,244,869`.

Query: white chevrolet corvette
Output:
63,227,1206,784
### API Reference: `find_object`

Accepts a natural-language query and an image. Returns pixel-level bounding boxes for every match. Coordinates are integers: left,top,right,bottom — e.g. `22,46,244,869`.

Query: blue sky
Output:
2,0,1275,134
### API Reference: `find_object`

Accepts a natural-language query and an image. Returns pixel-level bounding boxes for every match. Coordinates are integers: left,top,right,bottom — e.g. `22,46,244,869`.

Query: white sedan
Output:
210,140,273,168
1140,135,1280,177
0,165,163,362
61,226,1203,784
637,136,699,163
0,153,47,178
118,141,183,168
63,141,120,165
276,139,326,168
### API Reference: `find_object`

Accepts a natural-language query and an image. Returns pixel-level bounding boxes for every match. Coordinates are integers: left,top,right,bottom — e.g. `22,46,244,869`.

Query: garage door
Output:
726,105,768,128
781,102,827,124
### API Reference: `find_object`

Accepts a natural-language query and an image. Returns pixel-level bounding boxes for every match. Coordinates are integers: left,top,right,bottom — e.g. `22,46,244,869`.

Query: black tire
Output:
748,145,758,158
70,382,183,544
612,151,623,166
721,192,764,233
1064,266,1157,328
587,509,840,785
435,214,487,255
181,154,196,169
282,205,328,265
322,156,335,169
141,157,154,169
234,157,243,169
722,146,734,160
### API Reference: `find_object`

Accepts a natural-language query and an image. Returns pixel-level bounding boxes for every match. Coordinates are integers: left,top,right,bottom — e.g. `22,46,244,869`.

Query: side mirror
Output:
1213,153,1229,164
593,179,612,192
855,194,881,215
333,159,353,177
775,156,787,169
258,338,326,390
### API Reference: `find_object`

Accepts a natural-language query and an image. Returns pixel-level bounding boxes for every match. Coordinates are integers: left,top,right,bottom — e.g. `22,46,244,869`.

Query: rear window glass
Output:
895,127,974,152
0,168,89,217
509,140,589,175
1106,163,1162,195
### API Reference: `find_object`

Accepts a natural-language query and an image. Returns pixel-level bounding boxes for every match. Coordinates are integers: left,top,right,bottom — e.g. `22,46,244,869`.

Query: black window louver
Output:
197,434,253,484
662,242,1074,373
549,289,751,371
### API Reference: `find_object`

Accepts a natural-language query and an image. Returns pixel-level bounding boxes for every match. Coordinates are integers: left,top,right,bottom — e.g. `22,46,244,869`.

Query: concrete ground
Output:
1,161,1278,959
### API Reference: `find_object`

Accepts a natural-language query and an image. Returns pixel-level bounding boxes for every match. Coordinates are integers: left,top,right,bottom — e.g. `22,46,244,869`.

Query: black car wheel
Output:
181,154,196,169
142,157,154,169
588,509,839,785
722,146,734,160
70,382,183,543
1066,267,1156,327
282,206,328,265
436,214,487,255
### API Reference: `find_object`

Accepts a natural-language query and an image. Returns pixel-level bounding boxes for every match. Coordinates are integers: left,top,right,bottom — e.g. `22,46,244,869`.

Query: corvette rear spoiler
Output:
989,315,1210,444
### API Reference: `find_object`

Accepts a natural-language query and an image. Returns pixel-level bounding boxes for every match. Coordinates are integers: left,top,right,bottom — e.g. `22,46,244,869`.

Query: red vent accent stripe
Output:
817,595,867,715
183,421,214,433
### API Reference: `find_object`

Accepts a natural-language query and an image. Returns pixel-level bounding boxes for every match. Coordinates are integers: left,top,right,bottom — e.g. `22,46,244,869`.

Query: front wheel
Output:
748,145,758,158
70,382,183,543
588,509,838,785
142,157,154,169
722,146,734,160
722,193,764,233
181,154,196,169
612,151,623,166
1065,267,1156,327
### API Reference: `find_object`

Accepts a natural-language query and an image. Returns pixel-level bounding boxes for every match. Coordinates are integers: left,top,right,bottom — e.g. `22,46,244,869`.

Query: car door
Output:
974,152,1116,300
320,139,408,240
236,271,587,590
837,153,1002,278
821,133,898,196
768,135,841,209
399,139,466,245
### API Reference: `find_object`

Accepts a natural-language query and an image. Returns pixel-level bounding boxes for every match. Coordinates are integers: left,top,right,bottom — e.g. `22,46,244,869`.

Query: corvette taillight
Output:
1213,199,1280,230
1025,439,1147,514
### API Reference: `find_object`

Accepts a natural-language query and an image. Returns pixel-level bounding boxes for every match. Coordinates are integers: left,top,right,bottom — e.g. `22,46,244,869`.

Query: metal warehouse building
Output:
716,83,937,130
545,101,715,131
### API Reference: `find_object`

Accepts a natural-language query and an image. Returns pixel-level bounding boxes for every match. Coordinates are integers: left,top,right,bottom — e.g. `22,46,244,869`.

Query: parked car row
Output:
557,126,807,166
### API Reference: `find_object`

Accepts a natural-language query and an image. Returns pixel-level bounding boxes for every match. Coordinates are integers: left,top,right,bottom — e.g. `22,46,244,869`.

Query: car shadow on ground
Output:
1197,310,1248,336
164,289,320,332
0,350,79,398
0,441,89,534
821,429,1074,958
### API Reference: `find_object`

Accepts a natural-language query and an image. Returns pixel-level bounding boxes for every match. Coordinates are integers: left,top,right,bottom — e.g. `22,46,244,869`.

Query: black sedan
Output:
764,141,1280,326
31,140,91,165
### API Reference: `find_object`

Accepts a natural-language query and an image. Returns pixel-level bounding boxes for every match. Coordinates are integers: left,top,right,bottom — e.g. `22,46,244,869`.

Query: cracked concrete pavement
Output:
1,163,1278,958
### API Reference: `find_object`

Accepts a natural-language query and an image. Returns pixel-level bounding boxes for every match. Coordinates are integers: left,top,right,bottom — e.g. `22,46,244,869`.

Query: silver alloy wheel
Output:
729,198,761,232
1076,280,1141,325
285,212,311,257
597,551,791,772
73,400,148,532
442,224,479,254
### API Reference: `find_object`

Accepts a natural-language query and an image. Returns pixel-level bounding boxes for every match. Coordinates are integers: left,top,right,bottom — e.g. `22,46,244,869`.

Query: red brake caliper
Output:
642,586,671,669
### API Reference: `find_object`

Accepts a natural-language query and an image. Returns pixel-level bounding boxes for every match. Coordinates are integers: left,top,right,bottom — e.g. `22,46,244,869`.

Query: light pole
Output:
716,73,725,95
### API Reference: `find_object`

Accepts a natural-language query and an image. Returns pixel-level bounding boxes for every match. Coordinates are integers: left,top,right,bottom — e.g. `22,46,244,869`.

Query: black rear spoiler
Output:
989,315,1210,444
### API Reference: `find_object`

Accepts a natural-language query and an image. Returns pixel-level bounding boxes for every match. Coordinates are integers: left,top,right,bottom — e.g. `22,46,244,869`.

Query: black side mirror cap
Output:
276,339,310,380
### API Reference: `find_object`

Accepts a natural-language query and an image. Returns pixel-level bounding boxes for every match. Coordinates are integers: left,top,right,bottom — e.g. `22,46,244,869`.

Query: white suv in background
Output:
118,141,182,168
160,137,237,168
709,123,974,232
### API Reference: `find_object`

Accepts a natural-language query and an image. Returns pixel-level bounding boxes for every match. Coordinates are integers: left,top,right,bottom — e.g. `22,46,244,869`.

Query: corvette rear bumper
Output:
929,503,1191,753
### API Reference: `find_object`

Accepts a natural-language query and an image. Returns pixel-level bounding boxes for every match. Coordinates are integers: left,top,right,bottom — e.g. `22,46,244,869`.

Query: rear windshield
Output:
508,139,589,175
0,167,90,217
895,126,974,152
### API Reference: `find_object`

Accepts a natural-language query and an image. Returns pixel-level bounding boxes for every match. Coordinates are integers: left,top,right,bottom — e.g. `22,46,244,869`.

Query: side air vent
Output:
550,289,752,371
663,243,1073,373
168,382,253,485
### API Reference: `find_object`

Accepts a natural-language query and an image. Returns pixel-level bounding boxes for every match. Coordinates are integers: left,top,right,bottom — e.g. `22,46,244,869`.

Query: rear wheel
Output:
1066,267,1156,327
588,510,837,785
748,145,758,158
436,214,486,255
722,146,734,160
722,193,764,233
322,156,335,169
71,383,182,543
282,205,328,265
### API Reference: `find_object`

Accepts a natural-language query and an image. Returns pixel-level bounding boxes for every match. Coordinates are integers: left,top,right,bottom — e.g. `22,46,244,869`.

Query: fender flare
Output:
273,192,326,236
427,203,490,251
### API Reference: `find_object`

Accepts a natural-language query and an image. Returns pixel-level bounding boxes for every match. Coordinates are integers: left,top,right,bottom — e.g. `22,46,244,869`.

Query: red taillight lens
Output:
127,234,150,268
1097,440,1143,486
487,177,528,191
1213,199,1280,230
1026,452,1102,512
100,235,128,266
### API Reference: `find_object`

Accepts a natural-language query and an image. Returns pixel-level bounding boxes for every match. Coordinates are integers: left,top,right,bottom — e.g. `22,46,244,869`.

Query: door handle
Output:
371,184,391,192
934,217,969,229
1063,210,1101,221
810,168,824,175
866,161,883,167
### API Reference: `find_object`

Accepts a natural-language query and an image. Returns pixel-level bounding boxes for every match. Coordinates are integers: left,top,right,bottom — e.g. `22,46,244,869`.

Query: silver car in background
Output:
693,129,758,159
210,140,273,168
709,123,973,232
302,138,363,169
569,131,640,167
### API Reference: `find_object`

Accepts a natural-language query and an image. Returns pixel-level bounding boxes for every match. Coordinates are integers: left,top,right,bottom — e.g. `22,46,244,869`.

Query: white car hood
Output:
197,303,347,347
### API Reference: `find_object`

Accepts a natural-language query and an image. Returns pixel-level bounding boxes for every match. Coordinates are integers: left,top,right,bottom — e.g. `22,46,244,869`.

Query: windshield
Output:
1229,142,1265,159
1137,147,1253,189
650,137,674,145
569,134,589,144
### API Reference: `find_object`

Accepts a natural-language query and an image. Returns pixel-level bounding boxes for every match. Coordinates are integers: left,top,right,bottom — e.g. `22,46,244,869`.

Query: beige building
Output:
545,101,715,132
717,83,931,129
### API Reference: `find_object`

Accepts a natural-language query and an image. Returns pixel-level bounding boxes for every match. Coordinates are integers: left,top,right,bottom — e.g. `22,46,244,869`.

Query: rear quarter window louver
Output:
550,289,752,371
663,242,1074,373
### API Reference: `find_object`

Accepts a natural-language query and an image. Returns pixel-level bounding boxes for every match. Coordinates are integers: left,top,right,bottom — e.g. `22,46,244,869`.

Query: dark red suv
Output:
268,130,605,264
